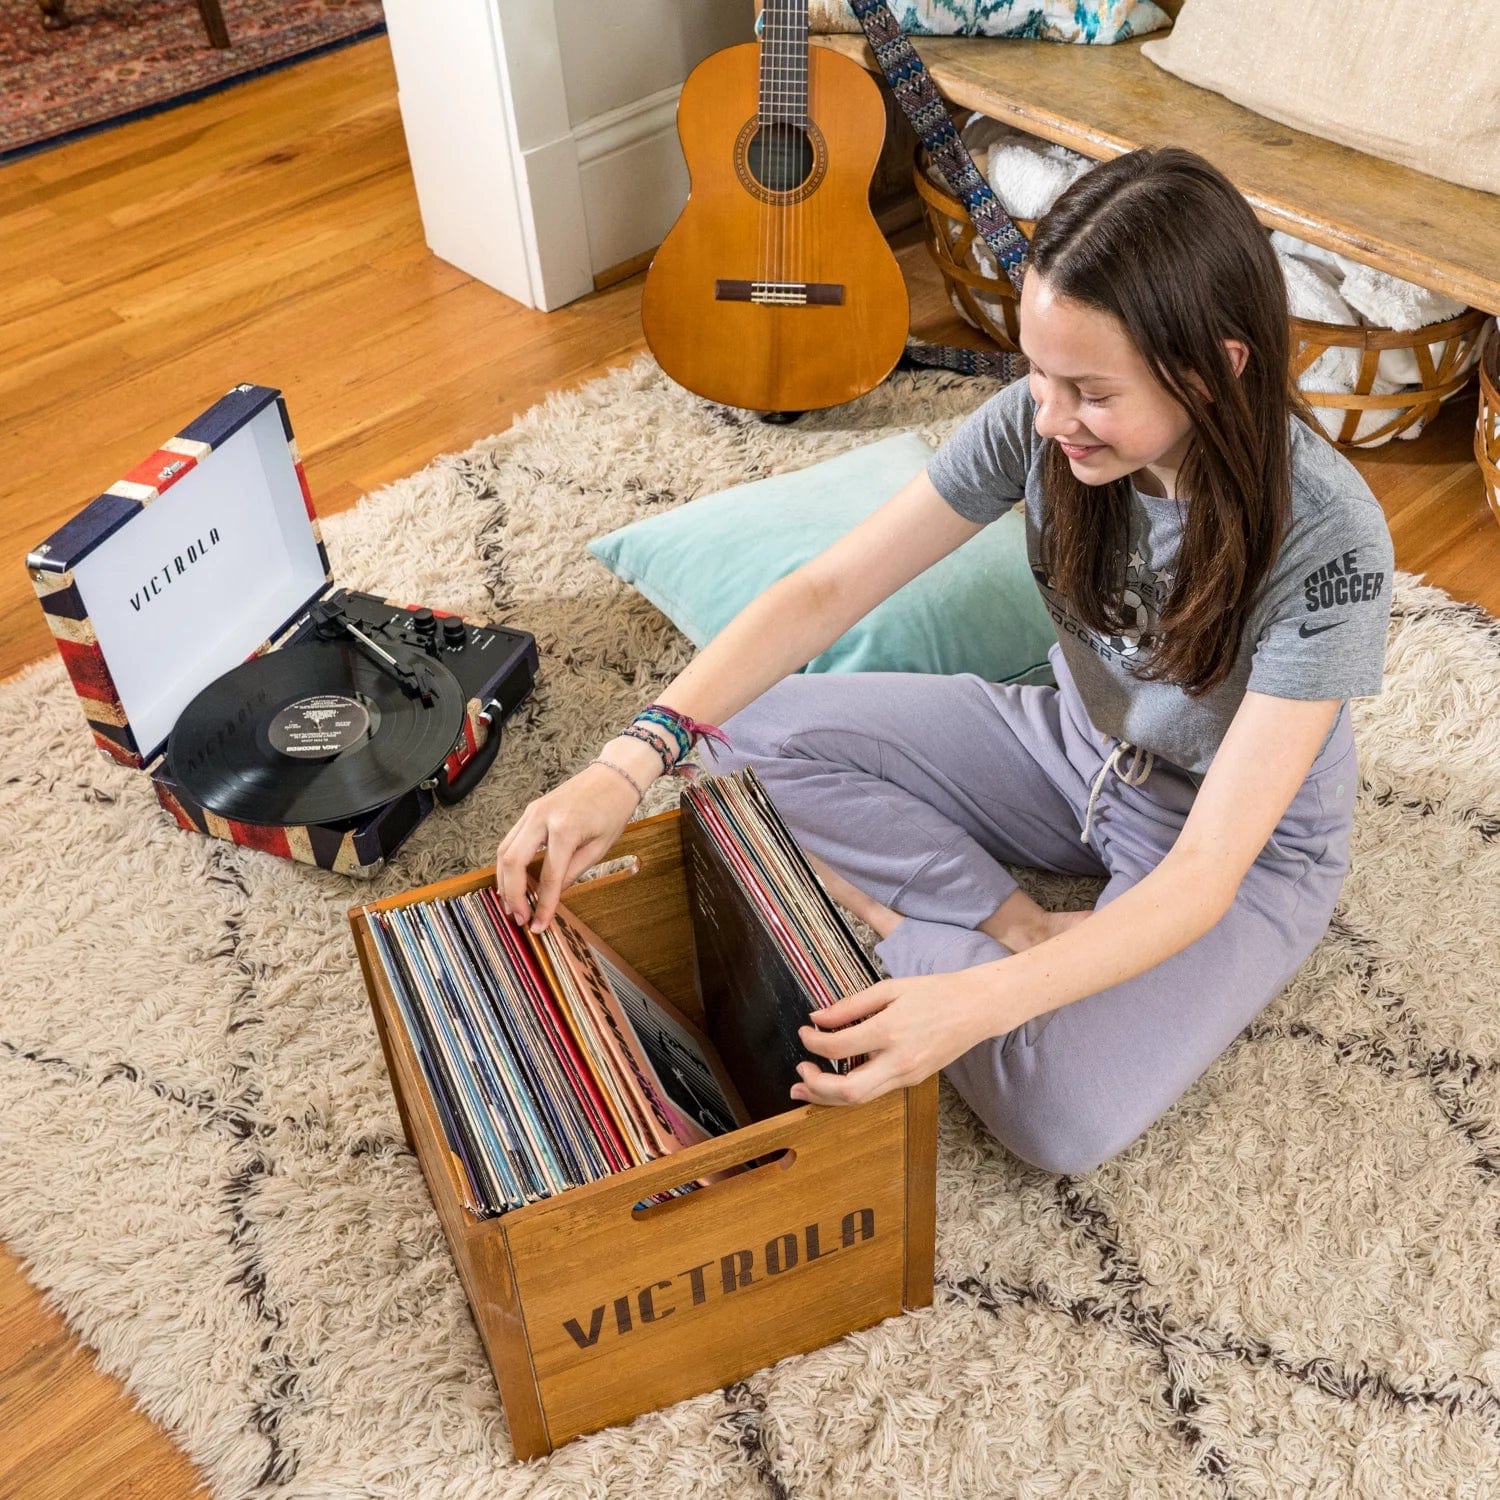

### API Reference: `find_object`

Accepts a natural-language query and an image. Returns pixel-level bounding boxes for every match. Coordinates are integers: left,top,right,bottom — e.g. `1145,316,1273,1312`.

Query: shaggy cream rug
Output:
2,355,1498,1499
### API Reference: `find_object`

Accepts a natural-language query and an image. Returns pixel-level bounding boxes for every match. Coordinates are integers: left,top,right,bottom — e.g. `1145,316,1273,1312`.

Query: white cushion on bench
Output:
1142,0,1500,197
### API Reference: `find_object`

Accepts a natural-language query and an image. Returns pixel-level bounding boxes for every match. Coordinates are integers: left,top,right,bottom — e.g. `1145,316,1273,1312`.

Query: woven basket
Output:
1475,320,1500,528
1288,306,1487,448
914,147,1486,449
913,155,1033,352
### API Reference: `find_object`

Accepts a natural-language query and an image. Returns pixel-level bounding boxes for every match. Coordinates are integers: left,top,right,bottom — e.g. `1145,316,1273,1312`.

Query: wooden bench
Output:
813,30,1500,317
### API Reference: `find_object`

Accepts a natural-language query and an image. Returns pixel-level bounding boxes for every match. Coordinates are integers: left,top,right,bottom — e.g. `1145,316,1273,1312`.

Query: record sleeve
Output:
449,895,588,1187
682,770,879,1122
527,917,681,1160
490,897,634,1178
541,895,749,1146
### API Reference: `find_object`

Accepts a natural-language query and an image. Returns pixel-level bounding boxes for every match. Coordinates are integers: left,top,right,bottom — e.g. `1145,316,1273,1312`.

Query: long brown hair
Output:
1027,146,1317,695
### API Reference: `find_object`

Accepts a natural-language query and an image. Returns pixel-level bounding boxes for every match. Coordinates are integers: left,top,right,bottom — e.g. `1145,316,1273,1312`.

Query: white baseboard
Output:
572,85,687,279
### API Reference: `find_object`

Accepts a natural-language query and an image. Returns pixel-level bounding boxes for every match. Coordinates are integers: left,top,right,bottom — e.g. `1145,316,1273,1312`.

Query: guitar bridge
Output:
715,280,845,306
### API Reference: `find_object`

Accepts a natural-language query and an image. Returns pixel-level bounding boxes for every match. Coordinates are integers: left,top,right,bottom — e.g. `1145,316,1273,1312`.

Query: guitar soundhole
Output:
735,118,827,205
748,127,814,193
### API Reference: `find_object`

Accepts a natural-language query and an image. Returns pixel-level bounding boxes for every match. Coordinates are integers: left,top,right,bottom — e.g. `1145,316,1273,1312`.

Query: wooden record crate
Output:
349,809,939,1460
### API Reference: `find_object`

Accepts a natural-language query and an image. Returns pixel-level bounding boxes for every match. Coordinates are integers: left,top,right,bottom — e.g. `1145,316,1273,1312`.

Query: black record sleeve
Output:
682,791,823,1123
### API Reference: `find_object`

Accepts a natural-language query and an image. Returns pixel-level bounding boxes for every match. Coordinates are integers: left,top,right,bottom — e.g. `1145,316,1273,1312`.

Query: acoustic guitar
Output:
641,0,909,415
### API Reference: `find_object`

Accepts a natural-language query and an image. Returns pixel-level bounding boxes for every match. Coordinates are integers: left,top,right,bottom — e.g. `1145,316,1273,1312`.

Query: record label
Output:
267,694,371,758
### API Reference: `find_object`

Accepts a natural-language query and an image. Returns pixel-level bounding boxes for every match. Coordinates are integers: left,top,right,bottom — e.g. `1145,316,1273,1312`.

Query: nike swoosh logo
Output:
1298,619,1348,638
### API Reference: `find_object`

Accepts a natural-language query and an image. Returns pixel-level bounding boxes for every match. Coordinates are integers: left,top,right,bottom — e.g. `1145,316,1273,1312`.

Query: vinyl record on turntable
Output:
168,639,466,826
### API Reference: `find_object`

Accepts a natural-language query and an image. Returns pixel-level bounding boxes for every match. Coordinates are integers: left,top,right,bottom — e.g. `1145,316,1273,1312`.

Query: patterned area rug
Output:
0,0,384,162
2,356,1498,1498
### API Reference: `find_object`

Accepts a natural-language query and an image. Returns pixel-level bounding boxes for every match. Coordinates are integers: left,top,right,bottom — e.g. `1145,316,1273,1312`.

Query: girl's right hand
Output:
494,761,644,933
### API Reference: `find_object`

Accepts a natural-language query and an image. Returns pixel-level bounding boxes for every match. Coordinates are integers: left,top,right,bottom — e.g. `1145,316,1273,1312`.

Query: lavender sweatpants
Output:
705,643,1357,1175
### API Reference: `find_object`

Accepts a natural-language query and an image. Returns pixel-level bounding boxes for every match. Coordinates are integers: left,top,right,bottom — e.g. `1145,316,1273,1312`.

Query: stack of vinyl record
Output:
364,887,745,1217
682,769,880,1122
366,769,883,1215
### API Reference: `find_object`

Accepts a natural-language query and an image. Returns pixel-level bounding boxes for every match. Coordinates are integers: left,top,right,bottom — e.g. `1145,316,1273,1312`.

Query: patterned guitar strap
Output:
846,0,1029,381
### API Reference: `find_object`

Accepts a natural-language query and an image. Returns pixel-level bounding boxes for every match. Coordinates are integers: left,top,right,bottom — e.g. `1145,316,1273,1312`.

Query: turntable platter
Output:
167,639,466,825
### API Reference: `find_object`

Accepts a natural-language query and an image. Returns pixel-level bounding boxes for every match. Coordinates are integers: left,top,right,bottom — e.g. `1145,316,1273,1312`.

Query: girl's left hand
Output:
790,969,1013,1107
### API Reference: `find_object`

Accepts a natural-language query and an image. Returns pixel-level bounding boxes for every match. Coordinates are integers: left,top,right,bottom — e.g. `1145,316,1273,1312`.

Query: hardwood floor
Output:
1,33,1495,1500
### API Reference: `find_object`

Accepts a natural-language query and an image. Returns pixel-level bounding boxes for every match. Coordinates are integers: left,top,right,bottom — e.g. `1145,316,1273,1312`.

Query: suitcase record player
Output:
25,383,537,876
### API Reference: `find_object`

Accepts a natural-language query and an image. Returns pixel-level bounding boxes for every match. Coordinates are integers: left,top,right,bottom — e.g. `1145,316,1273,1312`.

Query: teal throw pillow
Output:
586,432,1056,686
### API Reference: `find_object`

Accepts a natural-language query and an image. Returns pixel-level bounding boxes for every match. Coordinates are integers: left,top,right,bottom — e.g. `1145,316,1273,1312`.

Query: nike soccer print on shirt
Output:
1302,548,1386,613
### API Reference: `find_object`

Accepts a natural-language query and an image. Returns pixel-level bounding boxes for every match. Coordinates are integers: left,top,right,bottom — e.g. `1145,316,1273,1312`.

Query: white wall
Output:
558,0,754,278
386,0,754,310
384,0,544,305
554,0,752,122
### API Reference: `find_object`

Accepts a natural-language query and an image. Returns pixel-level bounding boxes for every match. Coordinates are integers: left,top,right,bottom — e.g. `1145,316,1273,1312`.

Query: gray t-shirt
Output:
926,377,1394,773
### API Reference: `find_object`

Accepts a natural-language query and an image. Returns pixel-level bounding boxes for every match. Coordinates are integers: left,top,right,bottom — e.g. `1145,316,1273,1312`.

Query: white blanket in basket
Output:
948,118,1477,446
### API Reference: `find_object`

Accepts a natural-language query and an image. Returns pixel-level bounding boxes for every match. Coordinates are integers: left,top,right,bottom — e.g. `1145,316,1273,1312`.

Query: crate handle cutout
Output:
630,1147,796,1220
570,853,640,888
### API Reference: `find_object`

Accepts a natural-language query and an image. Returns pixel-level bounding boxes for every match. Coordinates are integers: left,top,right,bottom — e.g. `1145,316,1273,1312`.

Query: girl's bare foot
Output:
1040,908,1093,942
980,891,1094,953
804,852,903,941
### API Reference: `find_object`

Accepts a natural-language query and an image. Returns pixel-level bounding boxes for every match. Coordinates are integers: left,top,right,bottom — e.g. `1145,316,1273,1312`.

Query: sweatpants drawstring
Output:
1081,740,1154,844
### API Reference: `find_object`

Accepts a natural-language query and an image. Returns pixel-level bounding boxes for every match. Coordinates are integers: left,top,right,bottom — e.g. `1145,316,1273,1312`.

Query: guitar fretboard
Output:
758,0,808,127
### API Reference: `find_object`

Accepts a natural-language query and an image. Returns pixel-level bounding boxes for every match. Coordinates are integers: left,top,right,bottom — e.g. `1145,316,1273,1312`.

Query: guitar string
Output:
769,1,777,301
794,1,801,299
756,3,765,305
776,2,795,303
757,3,765,303
775,0,784,299
791,0,799,305
796,2,807,307
801,0,808,309
792,0,804,301
782,0,791,299
767,0,778,302
790,0,799,301
793,0,802,300
768,0,776,298
771,2,781,301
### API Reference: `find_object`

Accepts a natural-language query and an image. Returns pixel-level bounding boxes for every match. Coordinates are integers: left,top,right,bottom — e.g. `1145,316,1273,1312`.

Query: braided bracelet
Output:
620,722,678,771
639,702,732,754
633,708,692,764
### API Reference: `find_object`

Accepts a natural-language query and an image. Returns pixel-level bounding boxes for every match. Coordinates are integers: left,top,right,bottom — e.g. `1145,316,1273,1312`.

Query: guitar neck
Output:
759,0,809,128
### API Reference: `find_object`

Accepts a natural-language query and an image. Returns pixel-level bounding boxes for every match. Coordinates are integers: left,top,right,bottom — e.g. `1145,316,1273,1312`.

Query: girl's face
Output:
1018,273,1213,500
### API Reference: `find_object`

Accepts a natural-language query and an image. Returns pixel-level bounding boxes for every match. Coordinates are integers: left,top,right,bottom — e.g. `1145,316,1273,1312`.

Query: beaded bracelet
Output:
620,721,678,772
590,754,647,802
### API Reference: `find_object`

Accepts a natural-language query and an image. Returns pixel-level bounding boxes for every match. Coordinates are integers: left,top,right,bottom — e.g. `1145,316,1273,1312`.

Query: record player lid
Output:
26,384,334,768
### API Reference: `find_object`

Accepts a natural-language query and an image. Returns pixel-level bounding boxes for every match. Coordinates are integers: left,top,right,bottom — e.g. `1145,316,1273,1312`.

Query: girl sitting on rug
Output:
494,146,1394,1175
